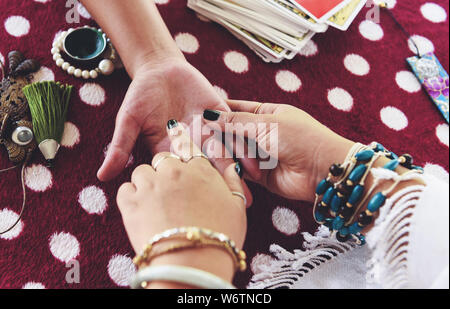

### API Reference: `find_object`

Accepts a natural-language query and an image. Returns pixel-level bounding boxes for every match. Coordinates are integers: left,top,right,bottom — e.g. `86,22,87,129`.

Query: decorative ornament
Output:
407,53,449,123
22,81,73,166
51,26,120,79
0,50,41,235
0,50,39,163
415,57,440,79
379,3,449,123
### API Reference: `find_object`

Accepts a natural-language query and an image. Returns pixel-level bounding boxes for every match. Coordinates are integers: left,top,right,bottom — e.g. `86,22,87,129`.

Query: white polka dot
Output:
224,51,249,74
327,87,354,112
4,16,30,37
424,163,449,183
436,123,449,147
213,85,229,100
22,282,45,289
395,71,421,93
251,253,275,275
421,3,447,23
32,66,55,83
174,33,199,54
380,106,408,131
0,52,4,65
272,206,300,236
408,35,435,55
104,143,134,168
49,232,80,263
154,0,170,4
0,209,23,240
61,122,81,148
298,40,318,57
77,2,92,19
79,83,106,106
275,70,302,92
108,255,136,287
343,54,370,76
359,20,384,41
25,164,53,192
78,186,108,215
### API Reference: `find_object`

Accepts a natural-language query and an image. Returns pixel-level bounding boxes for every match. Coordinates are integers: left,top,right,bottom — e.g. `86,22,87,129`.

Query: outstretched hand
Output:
98,60,257,205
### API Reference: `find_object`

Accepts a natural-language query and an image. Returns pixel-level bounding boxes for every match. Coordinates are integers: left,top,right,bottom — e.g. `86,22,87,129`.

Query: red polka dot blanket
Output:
0,0,448,289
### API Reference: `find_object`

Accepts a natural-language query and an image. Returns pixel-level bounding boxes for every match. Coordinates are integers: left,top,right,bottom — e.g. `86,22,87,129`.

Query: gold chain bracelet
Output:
133,227,247,272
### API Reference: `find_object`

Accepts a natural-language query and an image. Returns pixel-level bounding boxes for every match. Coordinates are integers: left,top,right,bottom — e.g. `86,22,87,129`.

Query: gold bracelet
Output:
133,227,247,272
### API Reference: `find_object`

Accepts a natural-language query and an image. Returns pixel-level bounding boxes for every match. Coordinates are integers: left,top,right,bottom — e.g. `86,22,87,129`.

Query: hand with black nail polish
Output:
203,100,355,202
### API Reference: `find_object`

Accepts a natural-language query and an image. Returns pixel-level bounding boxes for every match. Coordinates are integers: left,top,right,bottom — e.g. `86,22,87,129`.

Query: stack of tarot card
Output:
188,0,368,62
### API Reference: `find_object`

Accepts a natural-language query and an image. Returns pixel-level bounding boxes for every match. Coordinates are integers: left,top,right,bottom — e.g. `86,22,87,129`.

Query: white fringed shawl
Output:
248,171,449,289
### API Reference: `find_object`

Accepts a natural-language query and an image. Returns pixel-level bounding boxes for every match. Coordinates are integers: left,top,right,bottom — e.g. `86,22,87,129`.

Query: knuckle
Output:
117,183,136,210
168,166,183,180
131,165,145,179
131,165,154,187
134,164,151,174
151,152,170,167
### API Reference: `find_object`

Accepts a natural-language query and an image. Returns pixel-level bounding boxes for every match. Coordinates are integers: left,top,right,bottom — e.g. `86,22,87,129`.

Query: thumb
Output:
223,163,248,208
97,110,140,182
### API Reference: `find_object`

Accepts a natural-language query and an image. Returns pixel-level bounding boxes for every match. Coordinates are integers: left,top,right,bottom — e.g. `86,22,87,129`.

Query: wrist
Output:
129,50,186,79
309,136,355,202
359,156,425,233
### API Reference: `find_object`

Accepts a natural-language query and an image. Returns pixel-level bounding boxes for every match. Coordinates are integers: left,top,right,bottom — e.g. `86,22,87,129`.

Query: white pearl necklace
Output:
51,27,116,79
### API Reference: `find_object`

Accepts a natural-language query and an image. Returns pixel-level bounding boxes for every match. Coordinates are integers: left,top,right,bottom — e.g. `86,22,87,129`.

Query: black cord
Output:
381,4,422,57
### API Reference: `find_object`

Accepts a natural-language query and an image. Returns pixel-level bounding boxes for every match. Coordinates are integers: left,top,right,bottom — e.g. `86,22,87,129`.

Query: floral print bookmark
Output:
407,53,449,123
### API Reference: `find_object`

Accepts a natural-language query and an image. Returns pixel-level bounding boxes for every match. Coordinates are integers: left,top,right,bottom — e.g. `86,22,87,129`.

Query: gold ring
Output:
153,154,181,171
232,192,247,206
184,153,210,164
253,103,264,114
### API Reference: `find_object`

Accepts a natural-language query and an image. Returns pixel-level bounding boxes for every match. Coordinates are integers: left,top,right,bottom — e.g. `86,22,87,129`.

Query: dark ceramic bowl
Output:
63,27,107,61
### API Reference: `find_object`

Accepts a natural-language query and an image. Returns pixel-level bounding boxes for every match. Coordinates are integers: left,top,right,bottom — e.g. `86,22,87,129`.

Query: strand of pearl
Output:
51,27,116,79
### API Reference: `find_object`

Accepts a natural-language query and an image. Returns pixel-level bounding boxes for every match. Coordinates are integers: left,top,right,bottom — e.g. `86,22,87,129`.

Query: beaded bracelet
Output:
314,142,424,245
133,227,247,272
51,26,116,79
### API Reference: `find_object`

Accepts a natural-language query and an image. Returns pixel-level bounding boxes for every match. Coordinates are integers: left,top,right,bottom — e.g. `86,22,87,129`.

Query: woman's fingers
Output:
204,137,253,207
131,164,156,189
151,152,183,171
226,99,263,113
166,120,210,167
203,104,280,175
203,109,275,141
97,108,140,182
226,99,280,114
117,182,137,211
223,163,246,209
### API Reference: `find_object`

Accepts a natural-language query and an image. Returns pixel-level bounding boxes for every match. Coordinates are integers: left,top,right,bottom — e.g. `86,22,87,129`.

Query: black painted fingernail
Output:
167,119,178,129
235,162,244,178
203,109,221,121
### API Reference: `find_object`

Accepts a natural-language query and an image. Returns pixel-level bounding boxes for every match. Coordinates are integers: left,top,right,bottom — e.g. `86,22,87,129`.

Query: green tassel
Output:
22,81,72,164
22,81,72,144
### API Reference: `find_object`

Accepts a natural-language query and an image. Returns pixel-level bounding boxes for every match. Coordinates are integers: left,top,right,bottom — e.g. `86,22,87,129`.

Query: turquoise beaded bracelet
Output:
313,142,423,245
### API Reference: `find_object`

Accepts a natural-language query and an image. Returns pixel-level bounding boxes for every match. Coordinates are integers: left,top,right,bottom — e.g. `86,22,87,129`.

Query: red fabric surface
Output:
0,0,448,289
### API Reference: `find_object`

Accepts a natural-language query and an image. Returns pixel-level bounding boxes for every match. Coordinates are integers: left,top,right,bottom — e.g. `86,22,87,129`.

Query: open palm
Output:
98,60,233,181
